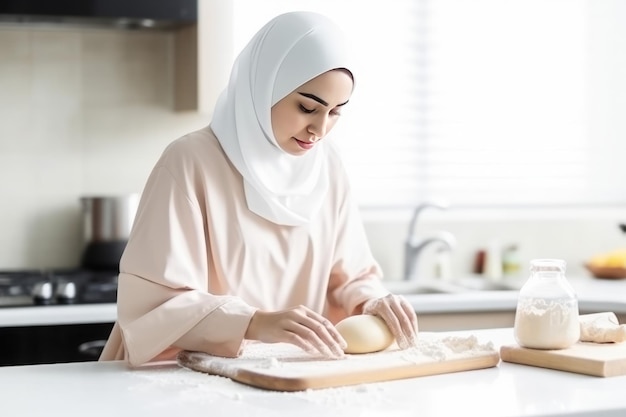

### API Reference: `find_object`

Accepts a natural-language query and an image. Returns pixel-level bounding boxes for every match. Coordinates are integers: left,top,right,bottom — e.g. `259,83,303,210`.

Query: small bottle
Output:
484,239,503,282
513,259,580,349
434,247,452,281
502,245,521,277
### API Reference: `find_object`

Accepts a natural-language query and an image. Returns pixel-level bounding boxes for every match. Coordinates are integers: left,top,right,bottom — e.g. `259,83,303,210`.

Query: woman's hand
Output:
245,305,347,359
362,294,419,349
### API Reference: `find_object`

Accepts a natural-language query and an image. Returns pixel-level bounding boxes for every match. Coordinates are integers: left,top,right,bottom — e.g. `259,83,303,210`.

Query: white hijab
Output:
211,11,352,226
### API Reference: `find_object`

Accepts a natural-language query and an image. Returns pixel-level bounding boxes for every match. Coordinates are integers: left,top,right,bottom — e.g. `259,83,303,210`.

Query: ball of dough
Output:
336,314,395,354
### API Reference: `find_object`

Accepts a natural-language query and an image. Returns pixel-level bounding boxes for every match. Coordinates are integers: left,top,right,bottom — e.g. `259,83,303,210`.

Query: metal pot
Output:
80,194,139,270
81,194,139,242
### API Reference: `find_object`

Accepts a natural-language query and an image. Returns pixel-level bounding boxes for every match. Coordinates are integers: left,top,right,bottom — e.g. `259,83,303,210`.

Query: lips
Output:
294,138,315,150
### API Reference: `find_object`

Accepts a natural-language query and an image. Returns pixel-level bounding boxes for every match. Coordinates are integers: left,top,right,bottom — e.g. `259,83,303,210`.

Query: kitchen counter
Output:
0,275,624,327
0,304,117,327
401,275,626,314
1,327,624,417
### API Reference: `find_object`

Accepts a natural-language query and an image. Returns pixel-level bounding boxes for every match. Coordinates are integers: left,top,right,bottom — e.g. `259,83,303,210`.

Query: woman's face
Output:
271,69,353,156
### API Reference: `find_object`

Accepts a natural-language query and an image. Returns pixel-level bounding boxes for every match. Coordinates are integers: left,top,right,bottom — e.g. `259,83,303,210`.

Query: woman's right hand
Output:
245,305,346,359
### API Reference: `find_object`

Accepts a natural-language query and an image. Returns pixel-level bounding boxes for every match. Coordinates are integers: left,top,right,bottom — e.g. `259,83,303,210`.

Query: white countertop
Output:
401,275,626,314
1,327,624,417
0,303,117,327
1,275,624,327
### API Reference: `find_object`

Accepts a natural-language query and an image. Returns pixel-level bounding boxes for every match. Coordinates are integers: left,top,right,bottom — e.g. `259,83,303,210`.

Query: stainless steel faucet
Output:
403,201,456,281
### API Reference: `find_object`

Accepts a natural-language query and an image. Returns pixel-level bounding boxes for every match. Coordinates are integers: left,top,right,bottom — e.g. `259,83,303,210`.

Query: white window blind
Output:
231,0,626,209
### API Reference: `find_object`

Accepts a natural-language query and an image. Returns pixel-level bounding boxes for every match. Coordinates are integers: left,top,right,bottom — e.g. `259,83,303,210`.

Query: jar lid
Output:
530,258,566,272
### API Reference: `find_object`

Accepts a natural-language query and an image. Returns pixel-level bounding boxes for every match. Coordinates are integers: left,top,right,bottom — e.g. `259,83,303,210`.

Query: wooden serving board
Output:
500,342,626,377
177,334,500,391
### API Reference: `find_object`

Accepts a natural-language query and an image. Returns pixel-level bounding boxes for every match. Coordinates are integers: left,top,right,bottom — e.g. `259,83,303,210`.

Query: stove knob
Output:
56,282,77,304
32,282,53,305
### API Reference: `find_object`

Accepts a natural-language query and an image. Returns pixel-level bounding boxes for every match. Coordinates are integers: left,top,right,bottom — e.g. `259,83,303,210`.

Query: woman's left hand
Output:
362,294,418,349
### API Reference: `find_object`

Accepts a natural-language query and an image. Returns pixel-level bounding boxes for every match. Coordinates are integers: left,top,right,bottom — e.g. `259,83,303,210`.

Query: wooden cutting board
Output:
177,334,499,391
500,342,626,377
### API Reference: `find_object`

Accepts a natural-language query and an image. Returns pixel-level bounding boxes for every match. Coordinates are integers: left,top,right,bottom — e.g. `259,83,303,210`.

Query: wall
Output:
362,0,626,283
0,25,207,269
362,209,626,282
0,19,624,280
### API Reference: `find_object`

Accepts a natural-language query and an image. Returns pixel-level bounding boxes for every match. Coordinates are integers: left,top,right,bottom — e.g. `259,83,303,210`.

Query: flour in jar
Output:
514,297,580,349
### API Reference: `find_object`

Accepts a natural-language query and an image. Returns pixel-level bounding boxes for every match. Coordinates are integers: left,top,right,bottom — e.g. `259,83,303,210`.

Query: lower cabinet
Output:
416,310,625,332
0,322,114,366
417,311,516,332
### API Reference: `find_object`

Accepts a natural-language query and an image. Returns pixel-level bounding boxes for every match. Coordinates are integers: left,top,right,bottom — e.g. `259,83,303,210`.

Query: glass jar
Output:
513,259,580,349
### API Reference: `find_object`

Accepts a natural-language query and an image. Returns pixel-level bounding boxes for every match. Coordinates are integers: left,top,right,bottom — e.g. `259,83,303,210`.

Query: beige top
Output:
99,126,389,366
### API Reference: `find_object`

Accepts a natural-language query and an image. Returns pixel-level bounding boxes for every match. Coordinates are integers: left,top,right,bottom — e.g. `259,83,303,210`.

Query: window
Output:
230,0,626,209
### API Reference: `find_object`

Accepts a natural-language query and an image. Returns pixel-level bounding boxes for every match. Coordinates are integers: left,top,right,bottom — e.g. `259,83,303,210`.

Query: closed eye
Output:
299,104,314,114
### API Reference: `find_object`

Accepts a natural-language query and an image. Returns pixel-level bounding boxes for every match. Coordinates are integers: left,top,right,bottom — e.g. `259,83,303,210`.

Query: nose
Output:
307,115,329,141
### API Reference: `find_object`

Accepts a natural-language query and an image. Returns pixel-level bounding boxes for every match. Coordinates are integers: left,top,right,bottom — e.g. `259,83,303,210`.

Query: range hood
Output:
0,0,197,30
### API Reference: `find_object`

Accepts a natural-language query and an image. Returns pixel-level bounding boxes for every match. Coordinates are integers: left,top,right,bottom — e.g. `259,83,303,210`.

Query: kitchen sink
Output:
383,275,523,295
383,280,470,295
453,276,524,292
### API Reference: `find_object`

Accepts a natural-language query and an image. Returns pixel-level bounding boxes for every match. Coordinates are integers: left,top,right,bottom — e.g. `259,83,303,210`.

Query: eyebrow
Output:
298,92,349,107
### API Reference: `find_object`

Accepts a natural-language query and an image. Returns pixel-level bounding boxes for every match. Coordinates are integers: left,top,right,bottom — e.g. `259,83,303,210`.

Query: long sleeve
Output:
115,166,256,366
99,128,262,366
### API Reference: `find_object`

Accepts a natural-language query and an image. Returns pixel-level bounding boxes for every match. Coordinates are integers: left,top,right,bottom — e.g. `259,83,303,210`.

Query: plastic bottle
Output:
484,239,503,282
513,259,580,349
434,248,452,281
502,245,521,277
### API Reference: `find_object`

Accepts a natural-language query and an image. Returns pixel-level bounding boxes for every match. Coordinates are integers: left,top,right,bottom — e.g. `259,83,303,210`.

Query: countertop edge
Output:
1,276,625,327
0,304,117,327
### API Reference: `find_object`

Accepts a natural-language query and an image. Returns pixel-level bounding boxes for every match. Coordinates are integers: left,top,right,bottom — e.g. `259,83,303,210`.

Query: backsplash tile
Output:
82,30,171,106
0,26,206,269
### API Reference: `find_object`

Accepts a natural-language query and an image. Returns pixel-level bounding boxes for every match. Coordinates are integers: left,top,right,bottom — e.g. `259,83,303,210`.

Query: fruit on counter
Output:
588,248,626,268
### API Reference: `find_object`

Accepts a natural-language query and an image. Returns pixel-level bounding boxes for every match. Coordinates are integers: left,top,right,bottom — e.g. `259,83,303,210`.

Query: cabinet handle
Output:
78,340,107,358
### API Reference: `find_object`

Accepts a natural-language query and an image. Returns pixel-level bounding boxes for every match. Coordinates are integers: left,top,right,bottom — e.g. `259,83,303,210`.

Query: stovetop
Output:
0,269,118,308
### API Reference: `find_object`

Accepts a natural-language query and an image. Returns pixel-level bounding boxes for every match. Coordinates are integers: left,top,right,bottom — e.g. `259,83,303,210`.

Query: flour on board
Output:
178,333,497,379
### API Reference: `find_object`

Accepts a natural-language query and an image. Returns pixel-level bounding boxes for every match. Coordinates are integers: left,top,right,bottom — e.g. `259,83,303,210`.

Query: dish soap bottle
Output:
513,259,580,349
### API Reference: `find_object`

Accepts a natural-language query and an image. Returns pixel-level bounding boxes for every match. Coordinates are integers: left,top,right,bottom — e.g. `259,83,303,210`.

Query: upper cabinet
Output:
0,0,197,30
174,1,233,113
1,0,226,114
1,0,204,111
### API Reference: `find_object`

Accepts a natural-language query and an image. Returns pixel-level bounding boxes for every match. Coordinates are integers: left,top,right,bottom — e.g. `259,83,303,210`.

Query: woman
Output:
100,11,418,367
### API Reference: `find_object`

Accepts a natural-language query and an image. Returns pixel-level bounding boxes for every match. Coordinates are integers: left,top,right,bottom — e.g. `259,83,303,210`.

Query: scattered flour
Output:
258,357,281,369
128,365,389,408
127,334,496,410
401,335,495,362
